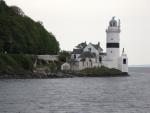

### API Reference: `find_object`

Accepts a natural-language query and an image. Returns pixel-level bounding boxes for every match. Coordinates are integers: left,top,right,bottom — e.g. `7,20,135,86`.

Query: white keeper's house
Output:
61,17,128,72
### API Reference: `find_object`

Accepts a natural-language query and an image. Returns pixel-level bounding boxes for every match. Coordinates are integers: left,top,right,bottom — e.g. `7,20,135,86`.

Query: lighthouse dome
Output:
109,17,117,27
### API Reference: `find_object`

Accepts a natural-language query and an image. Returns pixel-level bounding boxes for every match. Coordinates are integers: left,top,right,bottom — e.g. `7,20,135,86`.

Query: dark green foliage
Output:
0,54,34,74
11,54,33,70
0,0,60,54
47,62,57,73
80,66,125,77
58,51,71,62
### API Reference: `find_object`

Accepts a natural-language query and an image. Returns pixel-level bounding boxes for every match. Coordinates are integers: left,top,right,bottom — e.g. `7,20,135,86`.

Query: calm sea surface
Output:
0,67,150,113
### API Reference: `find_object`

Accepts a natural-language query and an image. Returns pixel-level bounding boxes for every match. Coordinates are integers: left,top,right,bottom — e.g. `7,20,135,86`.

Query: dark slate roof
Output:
91,43,103,51
76,42,87,49
72,49,83,54
79,51,96,59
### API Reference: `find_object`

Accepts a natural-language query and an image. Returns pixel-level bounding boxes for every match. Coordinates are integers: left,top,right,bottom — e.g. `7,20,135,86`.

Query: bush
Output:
47,62,57,73
58,51,71,63
11,54,34,70
0,54,34,74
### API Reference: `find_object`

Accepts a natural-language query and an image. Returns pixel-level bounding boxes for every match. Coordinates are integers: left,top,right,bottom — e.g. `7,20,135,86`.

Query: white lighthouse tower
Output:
106,17,121,69
105,17,128,73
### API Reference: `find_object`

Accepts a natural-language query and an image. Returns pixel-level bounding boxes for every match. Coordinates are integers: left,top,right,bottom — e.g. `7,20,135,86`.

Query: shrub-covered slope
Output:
80,66,128,77
0,54,34,75
0,0,59,54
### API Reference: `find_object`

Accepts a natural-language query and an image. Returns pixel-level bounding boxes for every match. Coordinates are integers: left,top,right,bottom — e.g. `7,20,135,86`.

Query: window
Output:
74,54,76,59
107,43,119,48
99,56,102,63
89,59,92,67
88,48,91,52
123,59,126,64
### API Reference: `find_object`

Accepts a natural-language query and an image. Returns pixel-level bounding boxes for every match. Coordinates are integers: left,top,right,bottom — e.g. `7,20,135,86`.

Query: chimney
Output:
98,42,100,46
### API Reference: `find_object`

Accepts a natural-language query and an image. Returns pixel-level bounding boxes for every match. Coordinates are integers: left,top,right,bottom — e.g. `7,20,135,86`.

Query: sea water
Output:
0,67,150,113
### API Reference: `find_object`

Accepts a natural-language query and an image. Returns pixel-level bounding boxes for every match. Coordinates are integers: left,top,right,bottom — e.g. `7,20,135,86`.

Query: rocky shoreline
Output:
0,71,129,79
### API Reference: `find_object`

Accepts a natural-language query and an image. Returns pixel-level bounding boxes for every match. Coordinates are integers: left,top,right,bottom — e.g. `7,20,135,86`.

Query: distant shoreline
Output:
129,66,150,68
0,71,129,79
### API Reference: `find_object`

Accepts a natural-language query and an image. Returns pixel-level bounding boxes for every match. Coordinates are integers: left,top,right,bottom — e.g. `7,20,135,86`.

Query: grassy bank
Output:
0,54,67,79
80,66,128,77
62,66,129,77
0,54,34,75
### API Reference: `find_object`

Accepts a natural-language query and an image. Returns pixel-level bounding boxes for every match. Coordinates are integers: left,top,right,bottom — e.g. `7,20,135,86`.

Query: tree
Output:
58,51,71,62
0,1,60,54
0,0,8,12
10,6,25,16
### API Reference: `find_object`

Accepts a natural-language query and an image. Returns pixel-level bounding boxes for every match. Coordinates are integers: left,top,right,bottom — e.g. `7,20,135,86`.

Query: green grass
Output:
0,54,34,74
80,66,126,77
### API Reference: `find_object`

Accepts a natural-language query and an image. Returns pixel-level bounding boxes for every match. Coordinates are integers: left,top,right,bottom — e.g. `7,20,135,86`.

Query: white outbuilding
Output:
61,63,70,71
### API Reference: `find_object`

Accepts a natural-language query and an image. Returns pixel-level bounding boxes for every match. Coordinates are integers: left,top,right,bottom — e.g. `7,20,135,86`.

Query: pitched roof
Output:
72,49,83,54
76,42,87,49
79,51,96,59
91,43,103,51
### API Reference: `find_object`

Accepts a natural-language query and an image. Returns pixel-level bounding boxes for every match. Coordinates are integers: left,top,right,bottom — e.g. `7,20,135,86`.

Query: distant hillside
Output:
0,0,60,54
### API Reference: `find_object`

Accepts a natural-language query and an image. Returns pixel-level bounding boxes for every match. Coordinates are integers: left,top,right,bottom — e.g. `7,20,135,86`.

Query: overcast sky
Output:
5,0,150,65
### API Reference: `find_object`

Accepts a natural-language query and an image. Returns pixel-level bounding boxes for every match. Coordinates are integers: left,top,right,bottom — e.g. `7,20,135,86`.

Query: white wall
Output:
38,55,58,61
106,48,120,59
118,54,128,72
61,63,71,71
102,57,118,69
107,33,120,42
71,54,81,61
84,43,99,55
77,58,98,70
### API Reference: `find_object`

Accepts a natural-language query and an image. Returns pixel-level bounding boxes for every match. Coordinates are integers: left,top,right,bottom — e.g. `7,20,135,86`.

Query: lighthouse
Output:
106,17,121,69
62,17,128,73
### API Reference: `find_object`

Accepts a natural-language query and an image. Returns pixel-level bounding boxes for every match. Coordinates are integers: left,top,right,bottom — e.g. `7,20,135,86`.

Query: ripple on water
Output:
0,67,150,113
